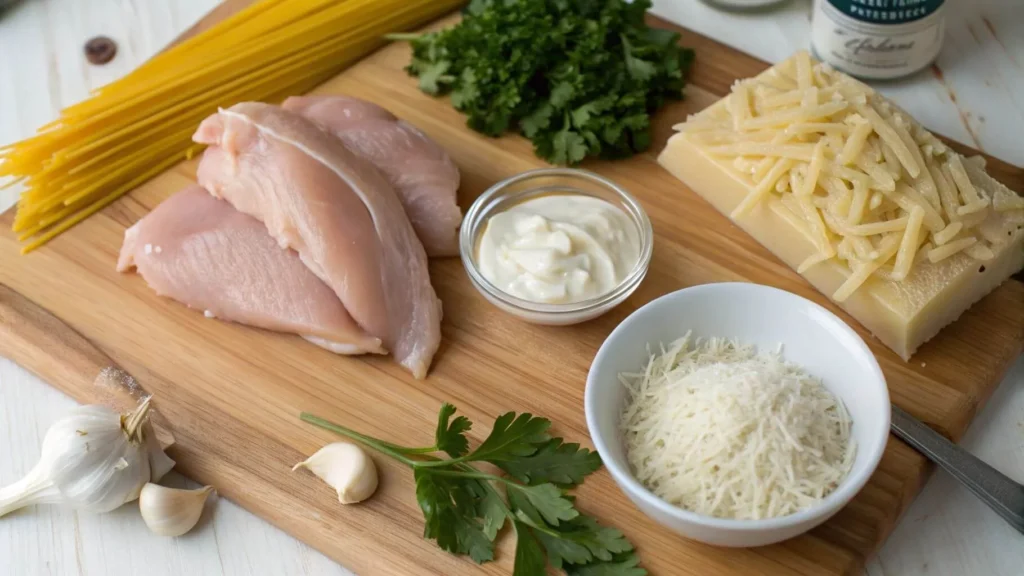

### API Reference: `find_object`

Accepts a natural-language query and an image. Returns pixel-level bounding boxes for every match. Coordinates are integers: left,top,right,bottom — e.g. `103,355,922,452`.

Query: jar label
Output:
826,0,945,24
812,0,946,79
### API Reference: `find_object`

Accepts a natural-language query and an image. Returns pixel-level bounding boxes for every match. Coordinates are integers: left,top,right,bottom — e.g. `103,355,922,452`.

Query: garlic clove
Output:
40,403,153,513
143,421,176,482
0,393,176,519
139,483,214,537
292,442,378,504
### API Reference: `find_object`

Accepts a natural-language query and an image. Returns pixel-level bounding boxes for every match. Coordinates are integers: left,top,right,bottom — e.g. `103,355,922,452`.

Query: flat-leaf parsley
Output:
388,0,693,166
301,403,642,575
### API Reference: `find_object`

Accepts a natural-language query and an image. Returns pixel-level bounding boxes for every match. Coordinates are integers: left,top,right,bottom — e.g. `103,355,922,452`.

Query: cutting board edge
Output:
0,4,1022,575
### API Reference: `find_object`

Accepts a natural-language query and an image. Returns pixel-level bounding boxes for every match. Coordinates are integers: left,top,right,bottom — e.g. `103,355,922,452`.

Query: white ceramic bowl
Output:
585,282,890,547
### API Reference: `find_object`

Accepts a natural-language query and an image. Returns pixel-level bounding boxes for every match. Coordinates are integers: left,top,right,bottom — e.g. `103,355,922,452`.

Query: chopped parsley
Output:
389,0,693,165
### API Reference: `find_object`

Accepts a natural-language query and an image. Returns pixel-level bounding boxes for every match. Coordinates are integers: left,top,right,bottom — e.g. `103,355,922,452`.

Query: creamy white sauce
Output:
476,195,639,304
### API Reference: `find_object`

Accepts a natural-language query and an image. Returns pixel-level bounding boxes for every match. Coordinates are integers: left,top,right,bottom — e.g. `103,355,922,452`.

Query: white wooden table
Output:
0,1,1021,575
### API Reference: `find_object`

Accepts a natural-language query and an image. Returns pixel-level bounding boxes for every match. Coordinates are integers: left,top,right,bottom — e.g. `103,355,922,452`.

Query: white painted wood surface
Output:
0,1,1021,575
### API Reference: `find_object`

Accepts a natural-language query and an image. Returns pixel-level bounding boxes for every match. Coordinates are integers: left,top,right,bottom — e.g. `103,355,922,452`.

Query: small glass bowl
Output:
460,168,653,326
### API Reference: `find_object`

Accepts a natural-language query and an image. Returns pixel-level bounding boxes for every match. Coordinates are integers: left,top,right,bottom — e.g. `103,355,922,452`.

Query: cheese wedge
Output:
658,52,1024,360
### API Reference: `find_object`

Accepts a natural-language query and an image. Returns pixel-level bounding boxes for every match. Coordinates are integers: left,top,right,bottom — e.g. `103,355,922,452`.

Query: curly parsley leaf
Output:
621,35,657,82
394,0,693,165
521,102,554,138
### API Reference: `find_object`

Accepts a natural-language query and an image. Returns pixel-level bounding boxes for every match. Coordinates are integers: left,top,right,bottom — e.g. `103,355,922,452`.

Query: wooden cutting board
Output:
1,5,1022,576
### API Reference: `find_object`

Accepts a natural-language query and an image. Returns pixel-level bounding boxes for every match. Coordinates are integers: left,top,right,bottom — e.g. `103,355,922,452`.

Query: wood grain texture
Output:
0,8,1022,576
0,285,174,447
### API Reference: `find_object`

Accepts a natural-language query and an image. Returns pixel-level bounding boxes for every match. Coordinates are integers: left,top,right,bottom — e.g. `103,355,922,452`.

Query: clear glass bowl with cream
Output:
460,168,653,325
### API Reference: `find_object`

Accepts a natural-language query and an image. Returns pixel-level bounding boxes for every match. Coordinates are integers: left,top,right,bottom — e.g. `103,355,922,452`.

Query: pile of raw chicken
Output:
117,96,462,379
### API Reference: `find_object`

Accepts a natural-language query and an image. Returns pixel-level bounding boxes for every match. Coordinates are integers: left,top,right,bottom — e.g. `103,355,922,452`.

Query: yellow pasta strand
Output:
5,0,465,252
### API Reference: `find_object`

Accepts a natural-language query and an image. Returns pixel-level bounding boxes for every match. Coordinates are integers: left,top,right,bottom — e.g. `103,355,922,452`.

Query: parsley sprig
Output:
301,404,645,575
387,0,693,166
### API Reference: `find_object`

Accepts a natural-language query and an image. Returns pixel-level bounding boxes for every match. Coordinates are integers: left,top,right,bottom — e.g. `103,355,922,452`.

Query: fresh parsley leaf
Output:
513,522,548,576
571,103,599,129
455,515,496,564
520,511,636,568
564,552,647,576
449,68,479,110
507,483,545,527
516,483,578,526
559,515,635,561
550,82,576,108
302,403,645,576
435,403,472,457
630,127,652,154
551,117,589,166
469,411,551,463
643,27,680,48
621,35,657,82
497,438,602,487
534,526,595,567
415,469,461,553
414,469,496,563
478,482,507,540
414,61,451,95
521,103,554,138
395,0,694,165
466,0,492,16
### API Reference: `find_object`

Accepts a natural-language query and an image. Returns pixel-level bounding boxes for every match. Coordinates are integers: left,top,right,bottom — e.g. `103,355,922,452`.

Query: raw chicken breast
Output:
194,103,442,378
286,94,397,123
117,186,384,354
284,95,462,257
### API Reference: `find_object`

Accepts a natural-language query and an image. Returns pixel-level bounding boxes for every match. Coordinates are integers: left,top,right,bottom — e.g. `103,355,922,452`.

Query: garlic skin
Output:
293,442,378,504
139,483,214,537
0,398,174,517
144,423,176,482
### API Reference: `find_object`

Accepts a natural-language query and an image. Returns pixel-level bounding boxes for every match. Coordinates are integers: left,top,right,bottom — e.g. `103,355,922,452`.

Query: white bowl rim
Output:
585,281,891,532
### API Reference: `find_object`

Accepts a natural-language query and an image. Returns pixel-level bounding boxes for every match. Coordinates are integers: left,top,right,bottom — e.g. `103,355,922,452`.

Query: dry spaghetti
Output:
0,0,464,253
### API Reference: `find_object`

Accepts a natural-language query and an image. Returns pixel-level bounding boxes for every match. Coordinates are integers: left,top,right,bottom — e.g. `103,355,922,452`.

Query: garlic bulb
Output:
139,483,214,537
0,397,174,517
292,442,378,504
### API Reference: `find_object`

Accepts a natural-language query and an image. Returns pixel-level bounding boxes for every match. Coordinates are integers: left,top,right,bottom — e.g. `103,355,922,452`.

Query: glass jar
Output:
811,0,947,80
460,168,653,326
702,0,790,10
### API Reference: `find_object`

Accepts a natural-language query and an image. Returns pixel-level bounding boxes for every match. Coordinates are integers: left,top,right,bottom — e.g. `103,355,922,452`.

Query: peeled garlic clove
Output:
139,483,213,537
292,442,378,504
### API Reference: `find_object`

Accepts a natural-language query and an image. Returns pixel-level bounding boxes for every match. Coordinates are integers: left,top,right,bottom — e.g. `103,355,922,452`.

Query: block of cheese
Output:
658,51,1024,360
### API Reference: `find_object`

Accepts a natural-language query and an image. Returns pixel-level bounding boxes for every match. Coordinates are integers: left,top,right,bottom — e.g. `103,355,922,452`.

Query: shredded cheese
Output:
619,334,855,521
932,221,963,246
675,50,1022,301
928,236,977,263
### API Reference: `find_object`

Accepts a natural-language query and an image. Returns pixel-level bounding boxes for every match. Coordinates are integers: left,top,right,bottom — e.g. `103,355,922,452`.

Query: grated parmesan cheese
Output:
619,333,855,521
